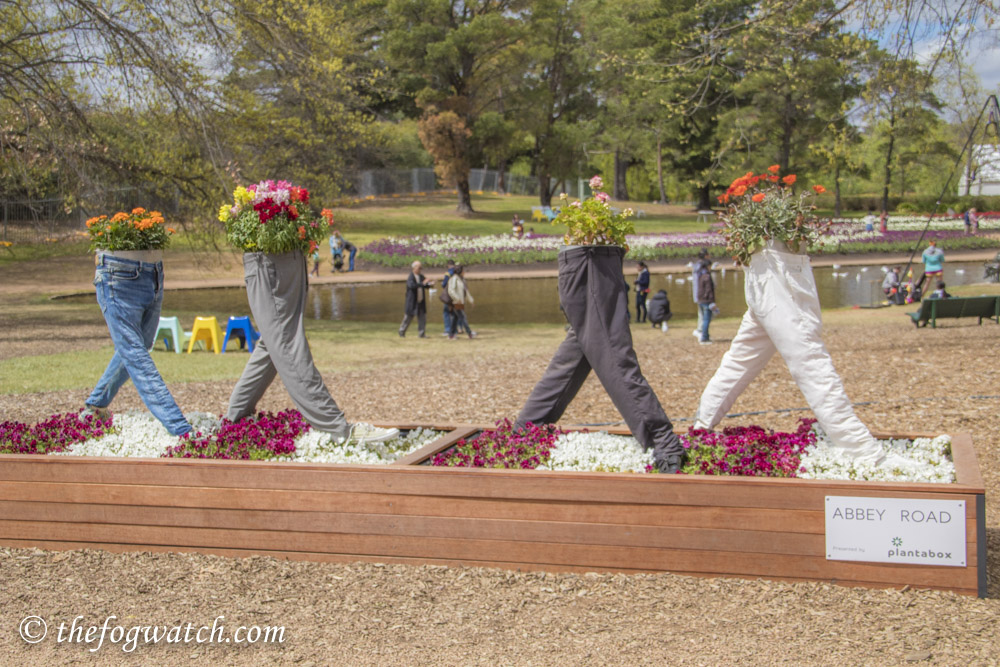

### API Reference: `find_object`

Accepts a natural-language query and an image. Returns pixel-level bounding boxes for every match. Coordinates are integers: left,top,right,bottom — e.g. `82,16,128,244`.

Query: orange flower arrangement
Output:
717,168,830,265
86,209,174,251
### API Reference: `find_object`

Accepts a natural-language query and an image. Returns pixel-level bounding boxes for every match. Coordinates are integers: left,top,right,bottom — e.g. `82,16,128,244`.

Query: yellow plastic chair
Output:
187,316,223,354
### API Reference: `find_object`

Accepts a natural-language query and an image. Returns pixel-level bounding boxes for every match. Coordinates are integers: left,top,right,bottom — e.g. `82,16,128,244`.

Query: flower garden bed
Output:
358,223,1000,267
0,415,985,597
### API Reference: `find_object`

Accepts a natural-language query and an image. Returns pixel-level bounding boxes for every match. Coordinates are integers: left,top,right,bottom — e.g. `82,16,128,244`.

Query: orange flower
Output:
111,212,129,223
297,225,307,240
166,227,176,234
732,185,747,197
321,208,334,224
717,194,730,203
308,239,318,254
131,207,146,215
767,164,780,174
811,184,826,194
769,174,779,182
752,193,765,203
782,174,796,185
85,216,102,228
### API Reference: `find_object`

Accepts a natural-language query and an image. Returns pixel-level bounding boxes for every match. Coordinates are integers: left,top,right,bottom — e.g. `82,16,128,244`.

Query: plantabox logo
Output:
885,537,954,562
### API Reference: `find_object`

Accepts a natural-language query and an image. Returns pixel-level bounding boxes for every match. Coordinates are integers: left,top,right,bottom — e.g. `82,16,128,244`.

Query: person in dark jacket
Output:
697,259,715,344
398,260,434,337
647,289,672,332
634,261,650,323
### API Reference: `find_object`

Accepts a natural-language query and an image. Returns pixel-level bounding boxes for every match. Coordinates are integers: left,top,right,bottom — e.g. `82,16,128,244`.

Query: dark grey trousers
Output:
226,250,349,437
516,246,682,460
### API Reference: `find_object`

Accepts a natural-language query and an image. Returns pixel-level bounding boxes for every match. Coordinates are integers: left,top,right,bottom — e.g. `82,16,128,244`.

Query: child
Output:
309,248,320,276
929,280,951,300
647,289,672,333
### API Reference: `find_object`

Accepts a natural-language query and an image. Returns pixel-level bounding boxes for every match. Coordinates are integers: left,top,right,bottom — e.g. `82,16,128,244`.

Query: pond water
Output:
62,261,991,325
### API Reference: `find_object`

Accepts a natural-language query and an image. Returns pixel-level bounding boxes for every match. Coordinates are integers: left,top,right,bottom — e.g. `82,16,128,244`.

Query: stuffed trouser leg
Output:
697,250,882,463
517,246,682,461
226,251,349,437
694,308,777,428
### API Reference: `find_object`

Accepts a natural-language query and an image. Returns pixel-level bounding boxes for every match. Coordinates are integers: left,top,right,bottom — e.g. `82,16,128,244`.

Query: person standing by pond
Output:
447,264,475,339
330,230,357,272
329,231,344,272
634,261,650,323
691,248,708,338
399,260,434,338
696,259,715,345
920,239,944,291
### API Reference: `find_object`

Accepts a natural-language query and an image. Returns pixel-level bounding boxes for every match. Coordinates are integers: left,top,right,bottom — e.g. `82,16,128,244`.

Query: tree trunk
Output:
613,148,630,201
656,134,667,204
696,184,712,211
538,174,552,207
833,162,842,217
456,179,474,214
881,111,896,214
497,158,507,195
964,150,973,196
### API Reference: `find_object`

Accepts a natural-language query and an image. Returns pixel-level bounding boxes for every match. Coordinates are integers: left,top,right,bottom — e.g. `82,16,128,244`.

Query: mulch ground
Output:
2,258,1000,665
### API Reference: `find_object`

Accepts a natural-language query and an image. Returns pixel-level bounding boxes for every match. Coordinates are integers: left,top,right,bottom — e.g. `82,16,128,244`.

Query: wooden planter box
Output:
0,425,987,597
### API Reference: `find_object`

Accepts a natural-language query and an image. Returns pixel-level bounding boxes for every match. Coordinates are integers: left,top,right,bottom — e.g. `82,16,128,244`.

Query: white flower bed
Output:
288,427,440,464
53,411,441,465
539,431,654,473
799,431,955,484
828,215,1000,231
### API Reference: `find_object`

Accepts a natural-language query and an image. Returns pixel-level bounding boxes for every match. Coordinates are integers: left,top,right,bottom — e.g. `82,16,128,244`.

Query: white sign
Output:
825,496,966,567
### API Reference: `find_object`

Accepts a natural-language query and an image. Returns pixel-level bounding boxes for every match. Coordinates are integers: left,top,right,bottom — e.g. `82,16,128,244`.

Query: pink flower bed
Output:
0,413,112,455
165,409,309,460
681,419,817,476
431,419,563,469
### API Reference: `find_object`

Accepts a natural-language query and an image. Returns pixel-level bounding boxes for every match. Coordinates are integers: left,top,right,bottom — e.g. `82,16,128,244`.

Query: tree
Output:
862,54,940,212
384,0,528,214
518,0,595,206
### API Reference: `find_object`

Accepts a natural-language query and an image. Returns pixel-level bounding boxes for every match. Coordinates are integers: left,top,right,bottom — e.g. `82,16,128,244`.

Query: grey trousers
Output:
226,250,349,437
399,309,426,336
516,246,683,461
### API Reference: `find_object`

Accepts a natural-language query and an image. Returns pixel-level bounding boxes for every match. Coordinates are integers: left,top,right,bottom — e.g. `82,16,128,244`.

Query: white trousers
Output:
695,249,883,463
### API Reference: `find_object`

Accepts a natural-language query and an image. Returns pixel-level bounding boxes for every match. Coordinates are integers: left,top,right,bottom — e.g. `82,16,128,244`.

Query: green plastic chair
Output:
152,316,193,354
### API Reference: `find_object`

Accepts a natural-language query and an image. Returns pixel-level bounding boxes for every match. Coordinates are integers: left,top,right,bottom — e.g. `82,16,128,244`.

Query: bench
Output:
696,209,715,224
531,206,558,223
908,295,1000,328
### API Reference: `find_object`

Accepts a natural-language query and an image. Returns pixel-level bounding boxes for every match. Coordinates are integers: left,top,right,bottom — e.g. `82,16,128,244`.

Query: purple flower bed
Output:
164,409,310,460
681,419,818,477
0,413,113,455
431,419,564,469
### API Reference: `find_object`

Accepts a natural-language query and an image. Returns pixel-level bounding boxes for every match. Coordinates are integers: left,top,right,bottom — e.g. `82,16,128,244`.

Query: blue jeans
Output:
348,247,357,271
86,255,191,436
699,303,713,342
443,305,453,333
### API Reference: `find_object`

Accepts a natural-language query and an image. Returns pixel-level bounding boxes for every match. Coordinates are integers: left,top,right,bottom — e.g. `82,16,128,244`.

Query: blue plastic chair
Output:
223,316,260,353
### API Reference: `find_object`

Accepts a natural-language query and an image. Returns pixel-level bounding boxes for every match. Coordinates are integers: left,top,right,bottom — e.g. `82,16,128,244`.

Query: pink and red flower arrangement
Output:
431,419,563,469
218,179,334,254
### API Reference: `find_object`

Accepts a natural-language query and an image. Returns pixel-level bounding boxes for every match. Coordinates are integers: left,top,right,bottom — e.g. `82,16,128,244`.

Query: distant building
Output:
958,144,1000,196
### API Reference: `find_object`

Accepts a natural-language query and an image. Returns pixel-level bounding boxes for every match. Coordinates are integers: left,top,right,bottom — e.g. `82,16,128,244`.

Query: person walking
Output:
446,264,475,339
696,259,715,344
440,259,456,336
341,233,358,271
691,248,708,337
399,260,434,338
226,248,397,444
634,261,650,323
309,247,320,277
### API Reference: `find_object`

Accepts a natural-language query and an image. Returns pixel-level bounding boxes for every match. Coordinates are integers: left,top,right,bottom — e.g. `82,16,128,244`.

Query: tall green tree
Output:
384,0,528,214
